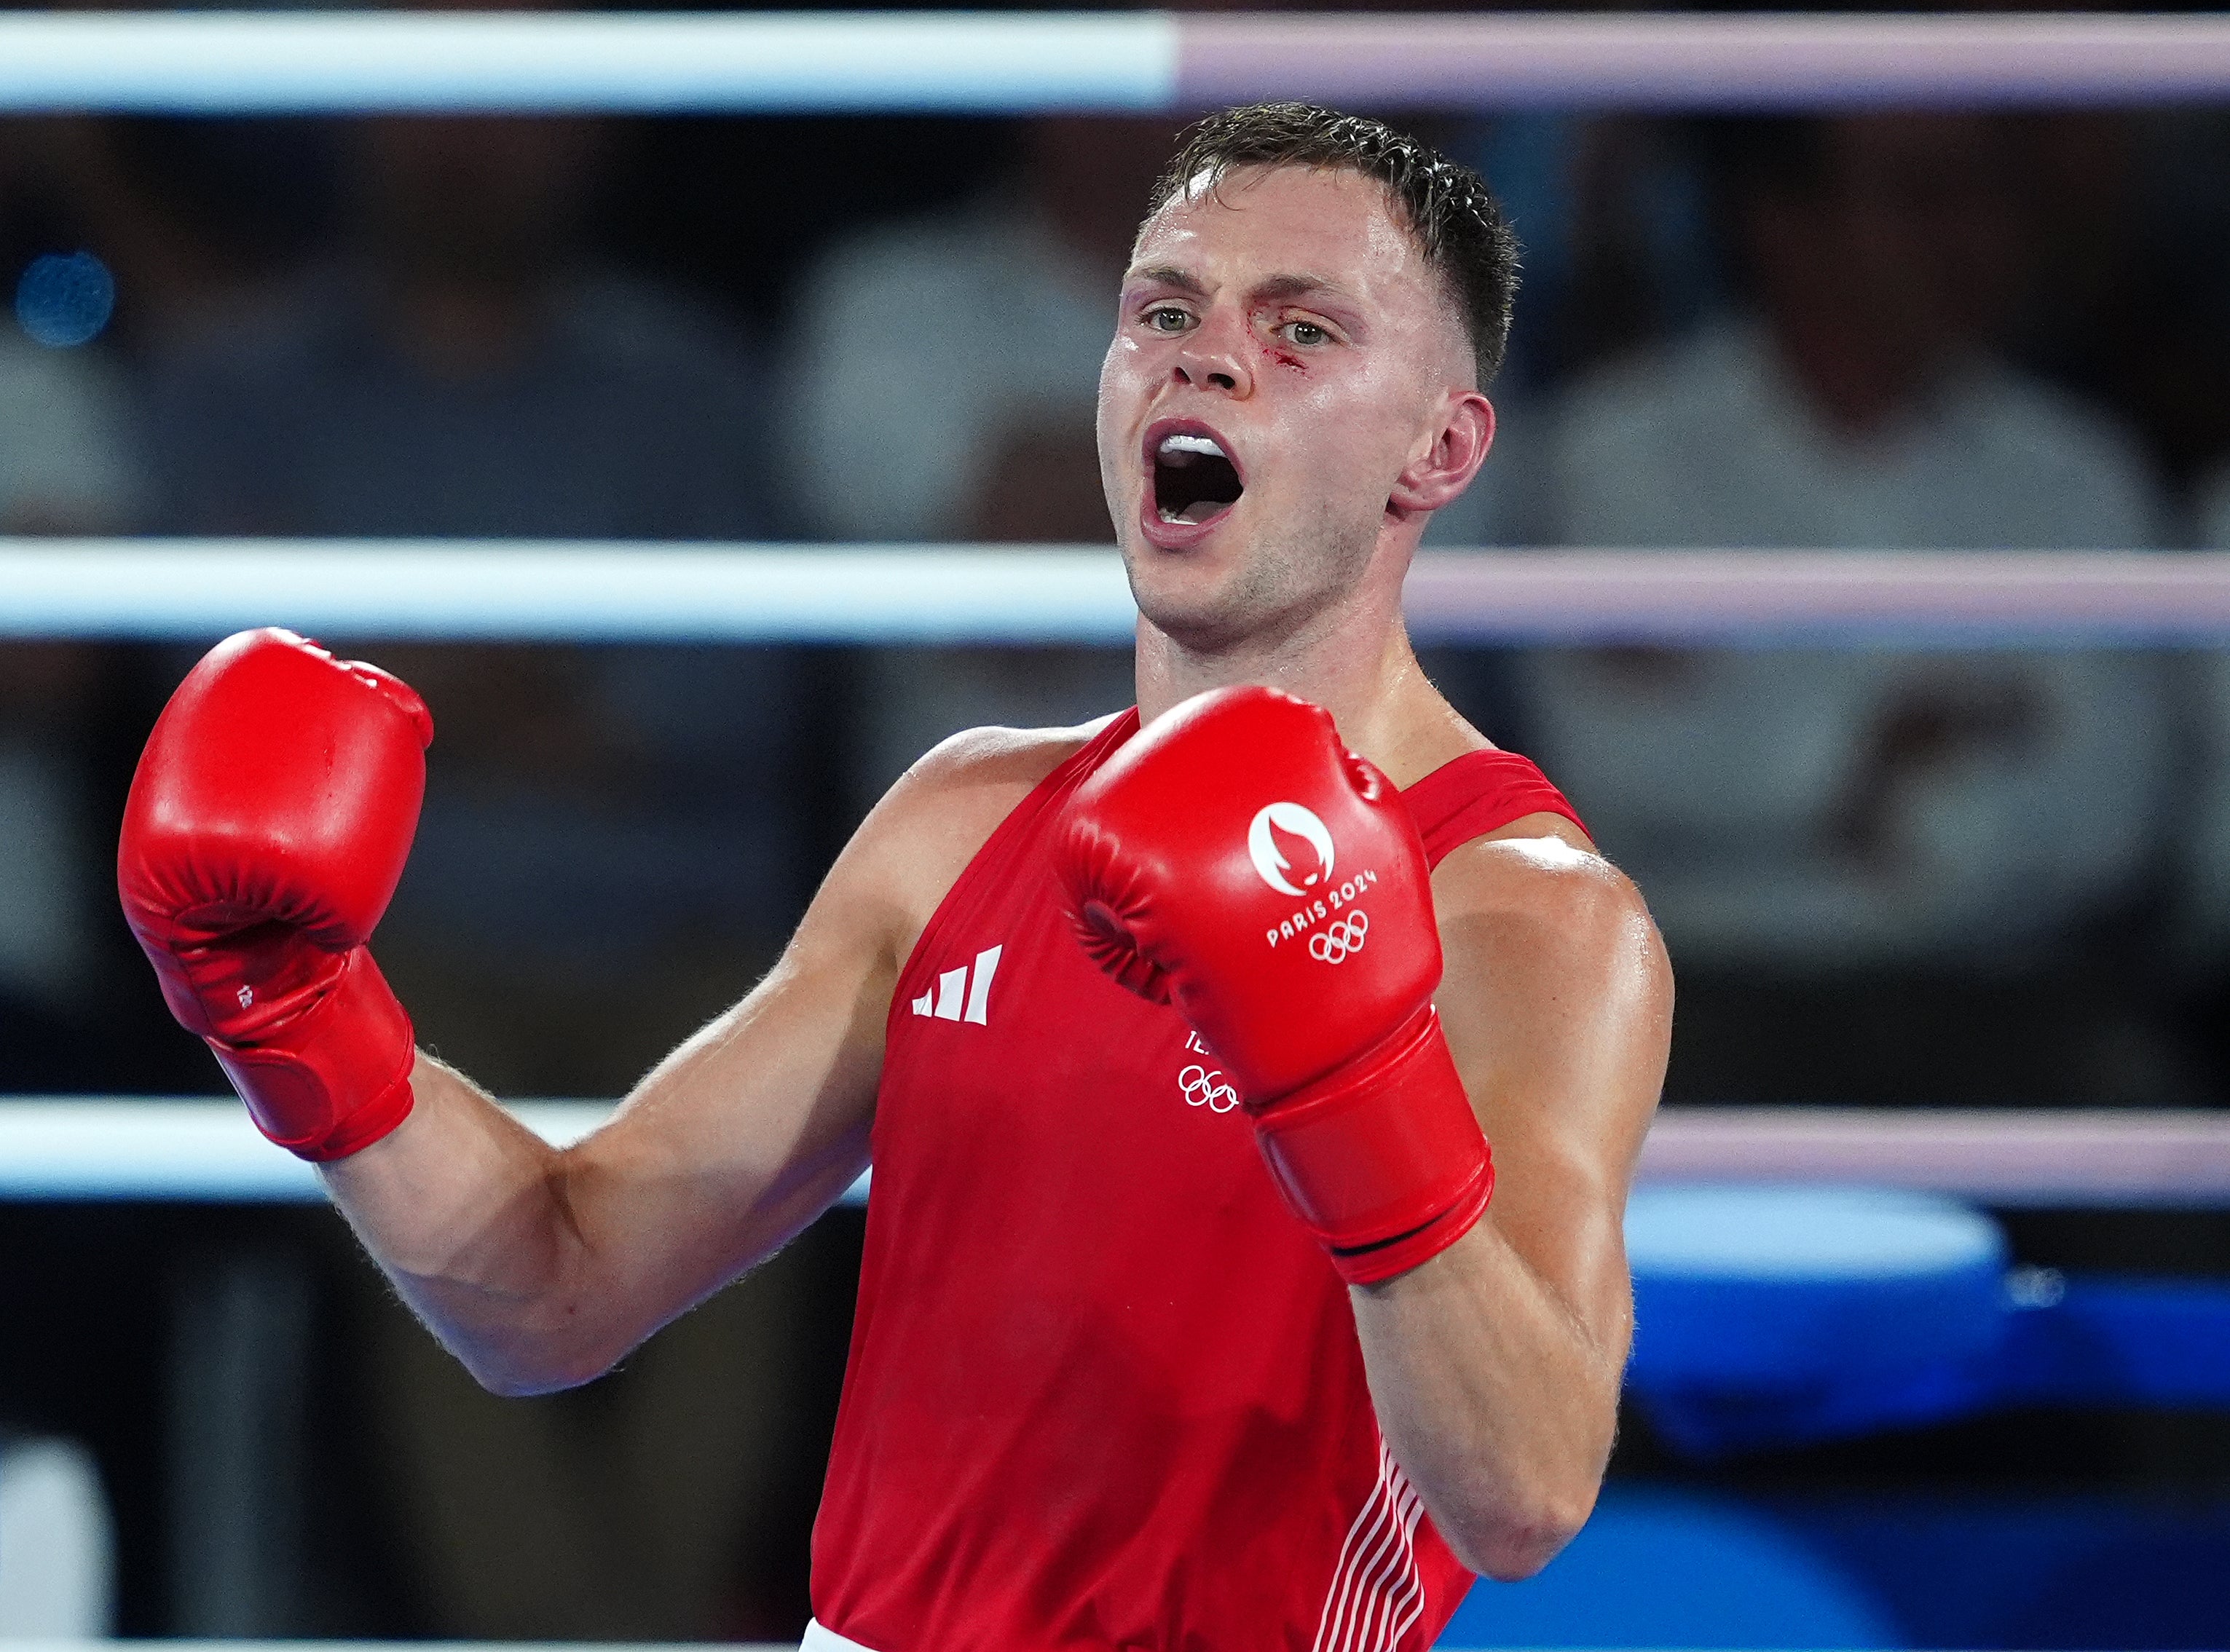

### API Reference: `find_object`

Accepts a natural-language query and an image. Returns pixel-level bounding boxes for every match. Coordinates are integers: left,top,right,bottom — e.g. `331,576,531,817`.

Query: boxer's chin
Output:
1126,537,1283,652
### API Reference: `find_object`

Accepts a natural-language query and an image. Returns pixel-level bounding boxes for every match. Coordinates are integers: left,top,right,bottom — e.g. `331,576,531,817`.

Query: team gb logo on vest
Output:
1250,802,1377,957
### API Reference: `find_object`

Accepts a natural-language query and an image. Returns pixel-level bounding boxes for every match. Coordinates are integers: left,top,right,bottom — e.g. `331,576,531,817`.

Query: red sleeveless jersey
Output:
812,711,1584,1651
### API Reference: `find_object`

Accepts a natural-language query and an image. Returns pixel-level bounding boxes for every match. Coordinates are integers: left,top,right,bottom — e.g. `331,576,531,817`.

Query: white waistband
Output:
802,1620,879,1652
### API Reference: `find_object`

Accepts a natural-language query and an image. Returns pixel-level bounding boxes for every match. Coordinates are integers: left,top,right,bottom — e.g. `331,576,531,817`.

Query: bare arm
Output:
1352,816,1671,1580
320,728,1068,1396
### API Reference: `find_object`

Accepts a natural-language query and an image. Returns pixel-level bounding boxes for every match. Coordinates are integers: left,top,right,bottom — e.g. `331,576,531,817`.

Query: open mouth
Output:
1151,430,1244,526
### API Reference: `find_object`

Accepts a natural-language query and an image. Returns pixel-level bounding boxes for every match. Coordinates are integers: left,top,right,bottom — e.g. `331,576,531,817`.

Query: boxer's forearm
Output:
320,1051,613,1394
1350,1213,1626,1582
317,940,886,1394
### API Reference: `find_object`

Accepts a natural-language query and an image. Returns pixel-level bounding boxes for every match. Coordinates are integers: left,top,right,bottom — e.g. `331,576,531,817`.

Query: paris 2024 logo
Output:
1248,801,1374,963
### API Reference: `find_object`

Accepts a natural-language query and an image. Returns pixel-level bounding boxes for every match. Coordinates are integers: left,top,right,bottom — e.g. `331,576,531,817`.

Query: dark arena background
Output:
4,4,2230,1648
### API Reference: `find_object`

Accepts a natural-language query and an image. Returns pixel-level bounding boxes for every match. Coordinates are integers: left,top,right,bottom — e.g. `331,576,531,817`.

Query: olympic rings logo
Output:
1179,1064,1241,1113
1309,911,1369,965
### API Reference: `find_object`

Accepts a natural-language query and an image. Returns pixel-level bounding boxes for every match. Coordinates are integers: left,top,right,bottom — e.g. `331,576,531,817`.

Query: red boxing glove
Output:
119,628,432,1161
1056,686,1493,1284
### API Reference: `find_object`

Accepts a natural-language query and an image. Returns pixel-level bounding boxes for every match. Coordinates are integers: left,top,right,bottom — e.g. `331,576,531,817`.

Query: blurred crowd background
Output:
7,0,2230,1643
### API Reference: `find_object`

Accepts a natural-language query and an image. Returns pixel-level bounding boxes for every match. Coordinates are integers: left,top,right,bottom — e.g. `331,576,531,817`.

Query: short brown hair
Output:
1145,102,1520,384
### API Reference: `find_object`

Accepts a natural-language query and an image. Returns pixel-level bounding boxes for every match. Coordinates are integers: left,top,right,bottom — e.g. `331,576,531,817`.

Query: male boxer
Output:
119,105,1670,1649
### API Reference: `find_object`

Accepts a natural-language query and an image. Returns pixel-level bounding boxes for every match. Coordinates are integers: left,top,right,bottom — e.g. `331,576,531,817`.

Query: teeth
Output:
1158,432,1226,459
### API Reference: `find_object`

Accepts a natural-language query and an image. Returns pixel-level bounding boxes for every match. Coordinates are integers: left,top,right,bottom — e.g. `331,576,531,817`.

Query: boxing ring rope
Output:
10,542,2230,646
6,10,2230,114
4,1101,2226,1209
4,20,2226,1645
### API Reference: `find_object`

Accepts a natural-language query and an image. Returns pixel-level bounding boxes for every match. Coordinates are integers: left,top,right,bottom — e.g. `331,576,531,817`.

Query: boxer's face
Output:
1099,164,1484,649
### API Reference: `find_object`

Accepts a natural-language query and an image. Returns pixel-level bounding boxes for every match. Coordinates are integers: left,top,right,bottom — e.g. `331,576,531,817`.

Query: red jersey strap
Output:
903,719,1574,994
1086,707,1144,757
1402,748,1587,871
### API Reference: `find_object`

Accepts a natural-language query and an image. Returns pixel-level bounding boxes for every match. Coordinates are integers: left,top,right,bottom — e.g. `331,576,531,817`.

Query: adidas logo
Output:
910,944,1003,1024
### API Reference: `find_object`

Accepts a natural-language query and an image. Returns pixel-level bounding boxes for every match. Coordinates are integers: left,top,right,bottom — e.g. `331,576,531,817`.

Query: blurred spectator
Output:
0,328,136,532
0,1435,115,1636
0,167,157,1649
786,116,1163,545
2012,109,2230,502
0,305,143,1091
141,111,800,1086
146,114,772,542
0,114,300,361
1521,113,2176,1099
2132,111,2230,1099
2170,483,2230,1097
781,118,1168,797
1424,97,1725,551
1454,113,1719,403
140,109,805,1635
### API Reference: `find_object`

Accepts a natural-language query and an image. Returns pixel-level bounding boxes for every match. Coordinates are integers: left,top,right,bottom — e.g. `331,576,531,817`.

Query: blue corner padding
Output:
1435,1487,2230,1650
1433,1187,2230,1647
1997,1276,2230,1409
1626,1185,2010,1391
1436,1485,1902,1649
1620,1185,2230,1456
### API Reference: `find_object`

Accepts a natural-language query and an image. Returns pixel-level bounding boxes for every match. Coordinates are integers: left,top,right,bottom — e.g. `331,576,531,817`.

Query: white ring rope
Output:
1639,1109,2230,1210
0,543,1140,646
7,543,2230,646
0,11,1175,116
3,1101,2225,1208
4,12,2230,114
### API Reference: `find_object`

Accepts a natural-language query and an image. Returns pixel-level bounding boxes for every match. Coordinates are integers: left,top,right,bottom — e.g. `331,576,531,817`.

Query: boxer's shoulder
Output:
1355,694,1639,963
907,716,1115,805
1426,825,1669,1095
838,716,1120,959
897,716,1113,841
1430,823,1647,955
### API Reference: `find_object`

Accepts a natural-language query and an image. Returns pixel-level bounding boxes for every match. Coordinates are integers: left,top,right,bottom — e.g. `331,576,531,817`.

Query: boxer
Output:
121,103,1671,1650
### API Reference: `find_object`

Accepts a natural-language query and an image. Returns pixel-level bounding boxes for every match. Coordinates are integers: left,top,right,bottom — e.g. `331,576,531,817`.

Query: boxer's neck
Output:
1132,551,1482,788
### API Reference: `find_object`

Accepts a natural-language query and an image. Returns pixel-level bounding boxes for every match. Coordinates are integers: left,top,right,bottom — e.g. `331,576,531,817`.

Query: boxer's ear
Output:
1390,392,1494,518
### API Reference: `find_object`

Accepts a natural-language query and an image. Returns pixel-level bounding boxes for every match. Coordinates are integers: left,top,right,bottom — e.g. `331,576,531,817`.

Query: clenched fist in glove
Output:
1055,685,1492,1284
119,628,432,1161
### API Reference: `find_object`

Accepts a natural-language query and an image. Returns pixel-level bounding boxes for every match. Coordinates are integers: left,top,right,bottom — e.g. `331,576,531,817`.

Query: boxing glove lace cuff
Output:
211,949,417,1162
1249,1005,1494,1286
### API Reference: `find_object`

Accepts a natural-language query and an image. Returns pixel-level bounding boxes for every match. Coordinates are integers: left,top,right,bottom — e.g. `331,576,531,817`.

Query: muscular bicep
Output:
576,909,892,1288
1430,836,1672,1358
542,724,1075,1353
543,862,897,1343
